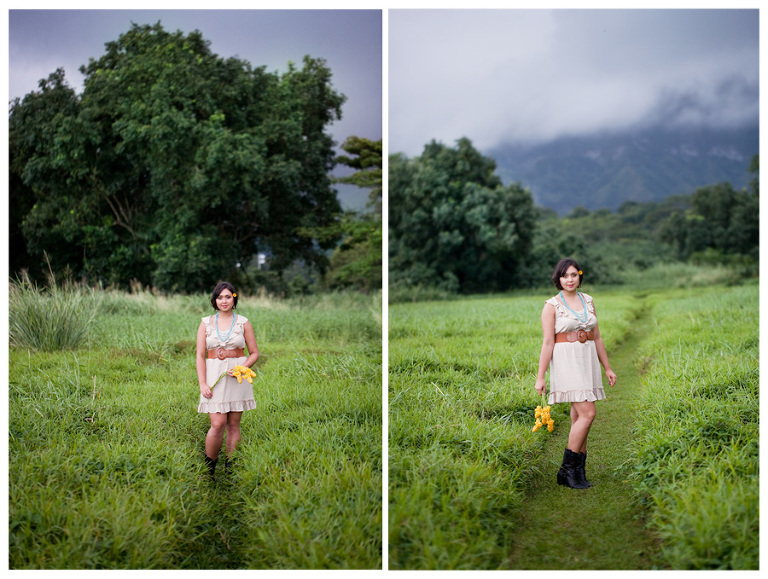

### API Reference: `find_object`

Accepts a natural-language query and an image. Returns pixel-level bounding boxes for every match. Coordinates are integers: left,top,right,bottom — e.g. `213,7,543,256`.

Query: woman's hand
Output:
606,369,617,387
200,384,213,399
534,377,547,395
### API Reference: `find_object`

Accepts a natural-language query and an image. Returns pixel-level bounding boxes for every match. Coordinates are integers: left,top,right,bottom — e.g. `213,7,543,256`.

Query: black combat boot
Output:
579,451,593,487
204,455,218,482
557,448,590,489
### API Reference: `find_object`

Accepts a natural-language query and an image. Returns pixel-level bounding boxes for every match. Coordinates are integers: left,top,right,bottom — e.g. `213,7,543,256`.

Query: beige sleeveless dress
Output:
197,314,257,414
545,292,605,405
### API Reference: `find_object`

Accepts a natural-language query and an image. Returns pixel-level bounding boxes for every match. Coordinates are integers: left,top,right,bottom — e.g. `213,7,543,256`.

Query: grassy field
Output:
9,287,382,569
8,269,759,570
388,287,637,569
388,278,758,570
625,283,759,569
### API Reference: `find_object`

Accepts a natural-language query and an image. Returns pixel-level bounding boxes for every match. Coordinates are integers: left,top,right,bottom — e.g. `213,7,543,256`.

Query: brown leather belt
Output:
555,330,595,344
207,348,245,360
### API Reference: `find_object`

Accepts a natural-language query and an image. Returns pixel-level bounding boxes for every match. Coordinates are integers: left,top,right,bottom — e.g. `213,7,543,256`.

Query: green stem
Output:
210,371,227,390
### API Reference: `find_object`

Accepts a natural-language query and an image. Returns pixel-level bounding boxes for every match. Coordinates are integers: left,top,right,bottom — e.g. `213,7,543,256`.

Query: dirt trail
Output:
505,301,664,570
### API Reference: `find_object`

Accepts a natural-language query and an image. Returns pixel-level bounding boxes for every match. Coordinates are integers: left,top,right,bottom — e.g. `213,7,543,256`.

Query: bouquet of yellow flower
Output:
211,365,256,389
532,397,554,433
232,365,256,384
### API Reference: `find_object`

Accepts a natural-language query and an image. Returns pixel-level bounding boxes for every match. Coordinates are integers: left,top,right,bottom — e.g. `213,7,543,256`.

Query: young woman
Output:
196,281,259,480
534,258,617,489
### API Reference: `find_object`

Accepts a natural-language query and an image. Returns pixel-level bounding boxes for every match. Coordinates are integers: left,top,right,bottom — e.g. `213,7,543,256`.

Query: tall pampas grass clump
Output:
9,265,101,352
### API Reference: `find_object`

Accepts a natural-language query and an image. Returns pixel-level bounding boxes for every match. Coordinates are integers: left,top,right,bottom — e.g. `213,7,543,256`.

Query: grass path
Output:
505,297,666,570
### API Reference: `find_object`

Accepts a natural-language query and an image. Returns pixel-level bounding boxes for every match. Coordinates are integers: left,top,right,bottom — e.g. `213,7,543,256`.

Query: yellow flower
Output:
232,365,256,384
532,402,554,434
210,365,256,389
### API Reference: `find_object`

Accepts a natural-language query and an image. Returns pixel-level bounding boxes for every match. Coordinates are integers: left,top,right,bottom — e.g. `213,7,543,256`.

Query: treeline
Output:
9,23,381,296
389,138,758,297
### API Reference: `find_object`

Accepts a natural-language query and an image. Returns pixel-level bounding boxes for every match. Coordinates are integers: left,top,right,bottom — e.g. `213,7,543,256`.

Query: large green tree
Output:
389,138,536,293
334,136,382,216
9,69,80,278
324,137,382,293
10,23,346,291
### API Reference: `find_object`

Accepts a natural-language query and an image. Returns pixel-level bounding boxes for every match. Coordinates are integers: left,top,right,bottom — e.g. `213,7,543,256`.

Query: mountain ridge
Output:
487,125,758,215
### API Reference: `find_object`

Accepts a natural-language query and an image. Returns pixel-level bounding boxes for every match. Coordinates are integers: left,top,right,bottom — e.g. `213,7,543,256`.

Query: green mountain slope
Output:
489,126,758,214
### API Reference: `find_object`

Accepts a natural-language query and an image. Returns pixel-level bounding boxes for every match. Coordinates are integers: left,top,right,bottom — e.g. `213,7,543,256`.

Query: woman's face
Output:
560,266,580,291
216,289,235,312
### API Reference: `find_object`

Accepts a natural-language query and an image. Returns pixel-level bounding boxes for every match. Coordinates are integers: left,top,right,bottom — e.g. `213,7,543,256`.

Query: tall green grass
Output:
9,271,102,351
619,262,752,290
624,283,758,569
9,289,382,569
388,290,638,569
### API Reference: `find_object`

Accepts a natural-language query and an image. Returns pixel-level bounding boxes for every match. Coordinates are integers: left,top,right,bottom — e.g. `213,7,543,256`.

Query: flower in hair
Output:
578,270,583,275
233,293,237,297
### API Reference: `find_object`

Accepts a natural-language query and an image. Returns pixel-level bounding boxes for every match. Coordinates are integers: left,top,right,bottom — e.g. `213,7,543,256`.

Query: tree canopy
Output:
324,137,382,293
389,138,536,293
335,136,382,217
10,23,347,292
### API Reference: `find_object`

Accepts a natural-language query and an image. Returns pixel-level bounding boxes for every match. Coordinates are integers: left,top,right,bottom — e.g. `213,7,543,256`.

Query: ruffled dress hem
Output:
197,399,257,414
548,388,606,405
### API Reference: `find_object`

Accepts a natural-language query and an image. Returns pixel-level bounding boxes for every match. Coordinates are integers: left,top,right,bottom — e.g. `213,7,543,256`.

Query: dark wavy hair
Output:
552,258,583,290
210,281,238,310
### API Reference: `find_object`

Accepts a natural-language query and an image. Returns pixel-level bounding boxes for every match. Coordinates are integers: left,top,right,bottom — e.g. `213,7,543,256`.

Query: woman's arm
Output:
196,321,213,399
242,320,260,368
592,322,617,386
535,303,556,395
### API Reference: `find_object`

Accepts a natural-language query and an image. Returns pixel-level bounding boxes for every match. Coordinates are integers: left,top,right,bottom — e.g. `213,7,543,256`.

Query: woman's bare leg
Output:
225,411,243,456
205,412,227,459
568,401,595,453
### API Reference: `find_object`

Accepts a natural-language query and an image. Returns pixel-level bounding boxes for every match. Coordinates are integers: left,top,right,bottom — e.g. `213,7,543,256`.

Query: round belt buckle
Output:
577,330,588,343
216,348,227,360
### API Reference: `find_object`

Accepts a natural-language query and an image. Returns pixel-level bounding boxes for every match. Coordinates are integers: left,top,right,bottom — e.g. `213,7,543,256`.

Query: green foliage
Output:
10,23,346,291
389,138,536,294
9,289,381,569
324,137,383,293
9,267,102,352
324,214,382,293
388,136,758,298
624,286,759,569
505,153,758,291
335,136,383,214
659,175,759,263
620,262,748,290
8,69,83,280
387,284,456,304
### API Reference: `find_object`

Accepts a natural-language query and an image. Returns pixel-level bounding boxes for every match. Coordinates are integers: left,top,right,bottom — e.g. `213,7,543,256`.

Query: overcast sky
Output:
389,8,759,157
7,8,382,209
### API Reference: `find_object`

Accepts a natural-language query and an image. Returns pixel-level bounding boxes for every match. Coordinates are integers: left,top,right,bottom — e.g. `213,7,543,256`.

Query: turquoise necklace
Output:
559,291,588,323
215,312,237,343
